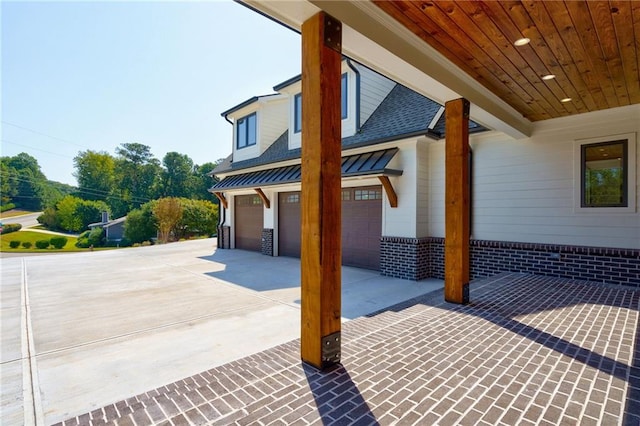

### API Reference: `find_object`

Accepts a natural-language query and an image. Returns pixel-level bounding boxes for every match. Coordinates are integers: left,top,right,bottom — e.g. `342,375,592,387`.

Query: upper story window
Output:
236,113,256,149
581,140,628,208
293,73,348,134
341,73,348,119
294,94,302,134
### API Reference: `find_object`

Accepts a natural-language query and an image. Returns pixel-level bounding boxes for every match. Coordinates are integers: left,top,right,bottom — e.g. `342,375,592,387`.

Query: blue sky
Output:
1,0,301,185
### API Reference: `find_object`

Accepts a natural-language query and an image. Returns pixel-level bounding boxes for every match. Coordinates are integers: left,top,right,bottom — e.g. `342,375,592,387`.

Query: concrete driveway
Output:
0,238,442,425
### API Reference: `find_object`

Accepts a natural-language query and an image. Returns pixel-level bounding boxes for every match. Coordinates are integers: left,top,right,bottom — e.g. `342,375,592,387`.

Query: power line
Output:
2,121,92,150
0,170,154,204
1,139,72,158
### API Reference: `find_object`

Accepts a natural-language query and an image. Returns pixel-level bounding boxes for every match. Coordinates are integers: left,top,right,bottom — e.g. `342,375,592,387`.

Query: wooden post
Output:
445,98,470,304
300,11,342,370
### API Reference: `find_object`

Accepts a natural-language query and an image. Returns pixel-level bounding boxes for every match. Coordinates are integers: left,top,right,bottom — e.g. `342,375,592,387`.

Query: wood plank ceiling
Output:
373,1,640,121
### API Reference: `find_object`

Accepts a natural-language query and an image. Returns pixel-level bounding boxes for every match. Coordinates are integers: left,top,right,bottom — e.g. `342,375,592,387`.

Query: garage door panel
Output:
235,195,263,251
279,187,382,270
278,192,301,258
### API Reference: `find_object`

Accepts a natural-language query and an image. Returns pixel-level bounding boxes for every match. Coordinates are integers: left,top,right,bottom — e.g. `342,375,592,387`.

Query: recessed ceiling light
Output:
514,37,530,46
561,98,572,103
542,74,556,80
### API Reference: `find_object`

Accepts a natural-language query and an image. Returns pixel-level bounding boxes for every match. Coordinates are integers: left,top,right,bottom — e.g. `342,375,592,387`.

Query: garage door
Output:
278,192,301,258
277,186,382,270
342,186,382,270
235,194,263,251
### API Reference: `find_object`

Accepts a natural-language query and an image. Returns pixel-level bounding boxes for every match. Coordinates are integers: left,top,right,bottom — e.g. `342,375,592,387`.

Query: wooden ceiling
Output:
373,1,640,122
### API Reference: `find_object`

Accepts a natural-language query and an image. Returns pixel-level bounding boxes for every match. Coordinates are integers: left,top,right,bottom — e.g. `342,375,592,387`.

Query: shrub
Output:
75,227,104,248
1,203,16,213
1,223,22,234
9,240,20,248
21,242,32,249
35,240,50,249
49,236,68,249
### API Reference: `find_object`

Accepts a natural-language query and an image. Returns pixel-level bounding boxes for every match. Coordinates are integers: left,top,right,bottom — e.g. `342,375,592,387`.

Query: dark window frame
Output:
293,73,348,133
580,139,628,208
294,94,302,134
236,112,257,149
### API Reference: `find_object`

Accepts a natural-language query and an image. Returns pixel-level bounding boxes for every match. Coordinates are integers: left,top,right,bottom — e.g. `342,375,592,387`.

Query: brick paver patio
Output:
57,273,640,425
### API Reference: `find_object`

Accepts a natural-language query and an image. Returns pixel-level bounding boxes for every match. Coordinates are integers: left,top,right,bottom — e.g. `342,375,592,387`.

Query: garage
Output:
277,186,382,270
235,194,263,251
278,192,301,257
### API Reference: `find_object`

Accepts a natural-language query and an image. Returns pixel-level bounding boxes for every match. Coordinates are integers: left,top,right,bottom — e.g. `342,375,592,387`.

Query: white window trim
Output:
574,132,636,213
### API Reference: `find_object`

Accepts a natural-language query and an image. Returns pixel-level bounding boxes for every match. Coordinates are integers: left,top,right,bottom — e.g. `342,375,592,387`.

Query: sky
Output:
1,0,302,185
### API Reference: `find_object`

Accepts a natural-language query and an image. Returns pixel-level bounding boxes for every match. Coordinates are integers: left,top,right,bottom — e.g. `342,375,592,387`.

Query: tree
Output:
174,198,218,239
161,152,194,198
54,195,110,232
190,160,223,200
1,153,47,210
73,150,115,201
124,203,157,244
154,197,183,243
111,143,161,215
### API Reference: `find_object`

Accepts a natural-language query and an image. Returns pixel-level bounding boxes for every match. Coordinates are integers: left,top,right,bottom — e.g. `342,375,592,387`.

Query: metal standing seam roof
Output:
210,148,402,192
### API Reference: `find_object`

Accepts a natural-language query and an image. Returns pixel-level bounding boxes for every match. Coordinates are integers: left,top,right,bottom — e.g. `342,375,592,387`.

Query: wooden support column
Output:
300,11,342,370
445,98,470,304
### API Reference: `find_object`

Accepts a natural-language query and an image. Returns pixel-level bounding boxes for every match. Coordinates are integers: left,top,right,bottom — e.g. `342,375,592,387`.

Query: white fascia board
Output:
241,0,532,140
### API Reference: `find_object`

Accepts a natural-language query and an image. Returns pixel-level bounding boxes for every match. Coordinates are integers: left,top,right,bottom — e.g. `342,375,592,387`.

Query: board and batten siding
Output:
258,100,288,155
428,104,640,249
356,64,396,126
382,139,420,238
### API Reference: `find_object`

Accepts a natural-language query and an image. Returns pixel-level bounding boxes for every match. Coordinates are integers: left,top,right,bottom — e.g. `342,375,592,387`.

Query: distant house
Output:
210,55,639,287
88,212,126,242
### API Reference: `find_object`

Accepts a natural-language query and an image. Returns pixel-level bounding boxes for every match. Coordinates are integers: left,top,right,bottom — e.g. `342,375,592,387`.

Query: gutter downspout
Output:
346,58,361,131
218,114,232,248
217,200,226,249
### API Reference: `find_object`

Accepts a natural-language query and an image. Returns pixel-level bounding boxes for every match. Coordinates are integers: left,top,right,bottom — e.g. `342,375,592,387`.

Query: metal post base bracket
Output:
321,331,341,368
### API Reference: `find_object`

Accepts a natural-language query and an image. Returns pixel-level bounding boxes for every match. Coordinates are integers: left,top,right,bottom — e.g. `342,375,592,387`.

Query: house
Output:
212,59,487,273
212,0,639,369
211,59,639,287
88,212,126,242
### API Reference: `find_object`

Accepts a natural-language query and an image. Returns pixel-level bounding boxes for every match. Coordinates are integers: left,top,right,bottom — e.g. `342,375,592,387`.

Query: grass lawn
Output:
0,230,85,253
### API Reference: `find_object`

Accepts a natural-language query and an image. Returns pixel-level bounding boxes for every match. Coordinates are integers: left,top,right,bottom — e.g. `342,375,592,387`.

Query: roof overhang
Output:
240,0,533,139
220,93,287,119
210,148,402,192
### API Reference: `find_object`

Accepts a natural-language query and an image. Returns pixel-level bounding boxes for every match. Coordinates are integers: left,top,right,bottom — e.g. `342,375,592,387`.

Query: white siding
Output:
416,139,430,237
383,140,419,238
259,100,288,155
427,104,640,249
357,64,396,126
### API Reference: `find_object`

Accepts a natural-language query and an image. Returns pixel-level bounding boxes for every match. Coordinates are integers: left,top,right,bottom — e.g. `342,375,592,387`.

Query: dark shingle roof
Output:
214,83,486,175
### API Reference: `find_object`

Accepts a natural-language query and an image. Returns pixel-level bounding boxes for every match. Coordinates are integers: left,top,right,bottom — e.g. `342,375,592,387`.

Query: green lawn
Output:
0,230,84,252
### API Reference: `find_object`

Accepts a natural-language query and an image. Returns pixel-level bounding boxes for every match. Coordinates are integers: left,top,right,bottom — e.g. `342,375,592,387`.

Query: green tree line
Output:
1,142,222,216
2,143,223,247
1,152,74,211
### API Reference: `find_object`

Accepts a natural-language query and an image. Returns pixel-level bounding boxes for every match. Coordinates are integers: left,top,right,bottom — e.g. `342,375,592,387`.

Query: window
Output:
341,73,348,119
236,113,256,149
285,193,299,203
581,140,627,207
292,73,348,133
294,94,302,134
341,190,351,201
355,189,382,201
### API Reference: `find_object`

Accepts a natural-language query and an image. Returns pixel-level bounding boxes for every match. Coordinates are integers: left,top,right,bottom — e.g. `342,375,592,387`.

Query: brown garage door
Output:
277,186,382,270
342,186,382,270
235,194,263,251
278,192,301,258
